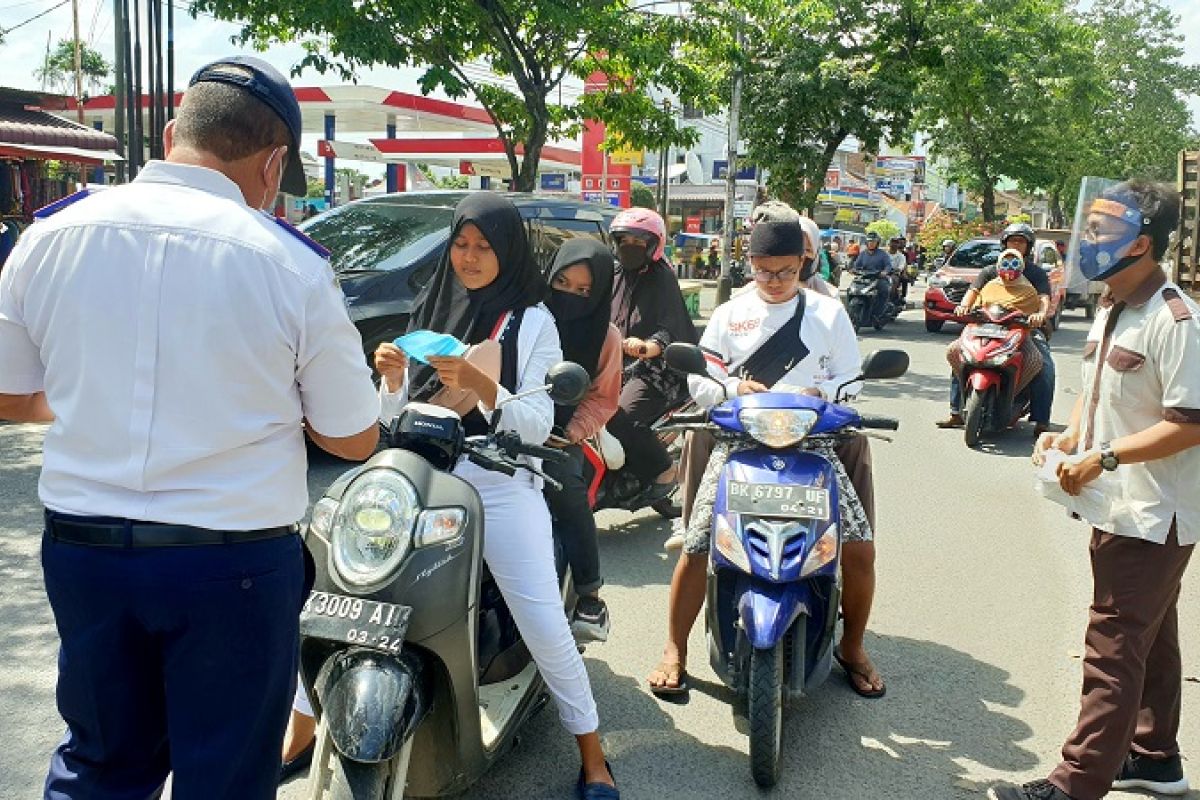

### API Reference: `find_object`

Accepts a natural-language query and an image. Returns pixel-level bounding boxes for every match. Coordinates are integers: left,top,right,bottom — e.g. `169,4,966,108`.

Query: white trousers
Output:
294,464,599,737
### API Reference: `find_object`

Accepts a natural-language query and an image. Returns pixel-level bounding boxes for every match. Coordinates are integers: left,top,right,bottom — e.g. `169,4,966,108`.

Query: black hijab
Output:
545,239,614,379
610,256,698,347
407,193,545,402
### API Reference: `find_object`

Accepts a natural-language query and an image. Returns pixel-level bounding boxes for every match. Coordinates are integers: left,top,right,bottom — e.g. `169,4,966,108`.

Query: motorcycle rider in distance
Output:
542,239,623,643
606,208,699,505
940,238,956,265
851,231,894,324
937,222,1057,436
647,214,886,699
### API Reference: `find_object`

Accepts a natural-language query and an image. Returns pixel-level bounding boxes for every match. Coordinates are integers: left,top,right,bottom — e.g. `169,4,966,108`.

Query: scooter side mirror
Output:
665,343,708,376
547,362,590,406
860,349,910,380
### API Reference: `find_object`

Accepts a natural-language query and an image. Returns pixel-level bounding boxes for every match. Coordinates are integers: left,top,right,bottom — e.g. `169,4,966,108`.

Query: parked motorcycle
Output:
844,270,901,332
662,344,908,787
951,306,1042,448
297,363,590,799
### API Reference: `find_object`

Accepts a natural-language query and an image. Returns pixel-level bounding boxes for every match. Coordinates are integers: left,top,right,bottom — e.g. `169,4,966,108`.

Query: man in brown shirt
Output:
990,180,1200,800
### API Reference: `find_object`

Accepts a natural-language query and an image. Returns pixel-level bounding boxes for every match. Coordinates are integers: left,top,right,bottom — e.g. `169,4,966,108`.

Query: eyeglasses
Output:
752,268,799,283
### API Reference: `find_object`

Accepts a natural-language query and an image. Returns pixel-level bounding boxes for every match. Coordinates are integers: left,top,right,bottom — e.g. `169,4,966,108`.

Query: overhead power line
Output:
0,0,69,34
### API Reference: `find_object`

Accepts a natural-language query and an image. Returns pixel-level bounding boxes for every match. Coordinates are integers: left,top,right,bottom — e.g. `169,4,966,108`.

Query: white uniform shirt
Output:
689,288,862,408
0,161,380,529
1079,280,1200,545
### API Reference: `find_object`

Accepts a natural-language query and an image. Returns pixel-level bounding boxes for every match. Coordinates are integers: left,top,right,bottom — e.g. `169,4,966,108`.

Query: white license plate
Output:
973,323,1010,339
726,482,830,520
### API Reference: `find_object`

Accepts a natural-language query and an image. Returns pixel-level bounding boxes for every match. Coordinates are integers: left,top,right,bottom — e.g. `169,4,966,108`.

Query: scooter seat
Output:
594,427,626,470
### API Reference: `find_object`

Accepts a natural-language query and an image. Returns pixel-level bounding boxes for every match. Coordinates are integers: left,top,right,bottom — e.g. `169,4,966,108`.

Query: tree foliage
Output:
865,218,901,241
194,0,720,191
35,39,111,97
736,0,931,211
630,181,656,208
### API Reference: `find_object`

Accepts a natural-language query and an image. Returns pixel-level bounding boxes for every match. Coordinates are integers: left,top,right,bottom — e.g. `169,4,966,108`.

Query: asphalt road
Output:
2,299,1197,800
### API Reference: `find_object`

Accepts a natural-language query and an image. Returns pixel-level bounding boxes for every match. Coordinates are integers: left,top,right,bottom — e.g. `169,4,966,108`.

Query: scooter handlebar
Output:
667,410,710,425
858,414,900,431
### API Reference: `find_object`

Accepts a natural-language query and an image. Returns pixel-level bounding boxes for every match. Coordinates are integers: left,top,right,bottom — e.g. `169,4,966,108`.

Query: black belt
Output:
45,511,296,548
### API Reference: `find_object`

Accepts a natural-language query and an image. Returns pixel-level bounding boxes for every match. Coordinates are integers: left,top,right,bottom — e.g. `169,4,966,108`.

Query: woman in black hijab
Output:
543,238,623,643
606,207,698,503
373,194,618,797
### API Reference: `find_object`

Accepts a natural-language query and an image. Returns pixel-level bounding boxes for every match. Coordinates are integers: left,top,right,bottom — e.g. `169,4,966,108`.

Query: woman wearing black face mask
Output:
543,239,622,642
607,208,698,501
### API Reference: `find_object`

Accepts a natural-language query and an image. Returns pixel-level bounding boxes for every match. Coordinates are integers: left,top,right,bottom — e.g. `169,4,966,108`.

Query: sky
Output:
2,0,1198,161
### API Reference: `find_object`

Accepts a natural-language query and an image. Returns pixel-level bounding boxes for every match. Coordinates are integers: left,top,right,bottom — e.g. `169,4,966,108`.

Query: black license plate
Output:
726,482,831,520
300,591,412,654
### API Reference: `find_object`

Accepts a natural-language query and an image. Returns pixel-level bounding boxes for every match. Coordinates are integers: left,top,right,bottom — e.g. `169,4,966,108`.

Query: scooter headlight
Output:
331,469,419,587
739,408,819,449
799,525,838,577
713,514,752,573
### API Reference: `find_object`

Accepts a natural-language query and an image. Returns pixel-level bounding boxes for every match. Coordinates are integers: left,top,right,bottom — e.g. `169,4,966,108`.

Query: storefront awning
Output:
0,102,119,152
0,143,124,164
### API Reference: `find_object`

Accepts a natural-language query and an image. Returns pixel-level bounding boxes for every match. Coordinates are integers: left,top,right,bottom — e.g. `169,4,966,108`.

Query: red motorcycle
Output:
950,305,1044,447
571,405,692,519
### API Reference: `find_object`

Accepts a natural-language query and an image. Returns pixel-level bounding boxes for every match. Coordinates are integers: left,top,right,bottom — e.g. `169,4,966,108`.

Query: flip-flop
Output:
834,650,887,699
647,661,689,697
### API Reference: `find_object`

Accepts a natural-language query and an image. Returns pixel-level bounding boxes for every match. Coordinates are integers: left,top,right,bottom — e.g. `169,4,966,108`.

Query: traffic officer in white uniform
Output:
0,56,380,799
998,180,1200,800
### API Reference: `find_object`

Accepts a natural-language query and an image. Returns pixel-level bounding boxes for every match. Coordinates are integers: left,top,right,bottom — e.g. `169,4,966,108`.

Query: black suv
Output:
300,191,619,358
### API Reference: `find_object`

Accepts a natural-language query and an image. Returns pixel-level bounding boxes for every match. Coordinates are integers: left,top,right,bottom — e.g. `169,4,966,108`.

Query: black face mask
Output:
547,288,593,322
617,243,650,271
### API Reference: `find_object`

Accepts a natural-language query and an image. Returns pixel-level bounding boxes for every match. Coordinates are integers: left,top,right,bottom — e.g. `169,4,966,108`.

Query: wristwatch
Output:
1098,442,1120,471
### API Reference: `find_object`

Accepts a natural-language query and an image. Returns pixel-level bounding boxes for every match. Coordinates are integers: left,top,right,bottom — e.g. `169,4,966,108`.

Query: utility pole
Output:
717,14,744,305
113,0,126,181
71,0,84,124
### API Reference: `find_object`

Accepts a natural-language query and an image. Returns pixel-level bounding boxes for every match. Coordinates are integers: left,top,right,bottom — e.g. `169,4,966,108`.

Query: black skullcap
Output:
749,219,807,257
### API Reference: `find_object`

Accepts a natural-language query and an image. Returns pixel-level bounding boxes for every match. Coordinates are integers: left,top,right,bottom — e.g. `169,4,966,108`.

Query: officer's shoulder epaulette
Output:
32,187,103,220
1161,287,1194,322
272,215,331,260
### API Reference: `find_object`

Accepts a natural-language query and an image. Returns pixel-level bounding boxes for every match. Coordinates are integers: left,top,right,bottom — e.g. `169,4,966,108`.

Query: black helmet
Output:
865,232,881,243
1000,222,1035,251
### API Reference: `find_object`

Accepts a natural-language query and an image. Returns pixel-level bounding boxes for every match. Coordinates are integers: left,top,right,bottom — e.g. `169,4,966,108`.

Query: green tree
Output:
35,39,111,97
1036,0,1200,220
736,0,934,211
914,0,1086,222
630,182,655,209
195,0,722,191
865,218,900,241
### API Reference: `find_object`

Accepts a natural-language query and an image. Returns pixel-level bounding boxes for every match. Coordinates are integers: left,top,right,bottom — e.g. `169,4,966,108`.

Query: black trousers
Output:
542,444,603,596
607,375,673,484
41,523,310,800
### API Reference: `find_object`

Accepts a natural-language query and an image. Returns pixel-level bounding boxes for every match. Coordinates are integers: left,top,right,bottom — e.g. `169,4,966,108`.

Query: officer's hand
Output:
1058,451,1102,496
738,379,769,395
1033,429,1079,467
1029,312,1047,328
954,304,971,317
374,344,407,392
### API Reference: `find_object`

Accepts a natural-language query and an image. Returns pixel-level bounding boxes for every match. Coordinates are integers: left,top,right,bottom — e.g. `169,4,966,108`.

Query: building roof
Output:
1,88,119,155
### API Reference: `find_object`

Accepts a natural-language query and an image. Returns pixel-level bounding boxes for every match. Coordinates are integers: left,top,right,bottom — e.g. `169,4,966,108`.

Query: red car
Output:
924,238,1066,333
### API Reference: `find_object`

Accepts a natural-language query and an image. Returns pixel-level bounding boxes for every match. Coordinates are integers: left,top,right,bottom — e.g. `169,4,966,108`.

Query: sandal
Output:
833,649,886,699
647,660,689,697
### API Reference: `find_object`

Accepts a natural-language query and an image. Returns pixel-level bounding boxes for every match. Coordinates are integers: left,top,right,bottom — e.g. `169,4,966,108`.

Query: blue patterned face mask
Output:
393,330,468,364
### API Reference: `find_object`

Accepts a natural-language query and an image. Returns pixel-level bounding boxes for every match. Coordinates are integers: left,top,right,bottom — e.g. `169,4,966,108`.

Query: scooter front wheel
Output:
963,387,990,449
748,644,784,788
311,715,411,800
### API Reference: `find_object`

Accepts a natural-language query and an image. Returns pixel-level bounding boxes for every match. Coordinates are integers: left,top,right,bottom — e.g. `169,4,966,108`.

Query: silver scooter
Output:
299,363,590,799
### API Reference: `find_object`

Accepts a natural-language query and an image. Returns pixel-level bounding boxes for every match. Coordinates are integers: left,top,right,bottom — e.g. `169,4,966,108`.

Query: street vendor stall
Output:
0,87,123,270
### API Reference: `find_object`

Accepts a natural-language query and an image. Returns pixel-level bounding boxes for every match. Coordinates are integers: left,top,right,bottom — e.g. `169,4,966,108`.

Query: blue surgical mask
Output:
393,330,468,364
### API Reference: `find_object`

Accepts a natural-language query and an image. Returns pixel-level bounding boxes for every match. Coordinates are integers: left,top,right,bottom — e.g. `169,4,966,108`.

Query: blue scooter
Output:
664,345,908,787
